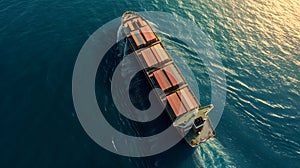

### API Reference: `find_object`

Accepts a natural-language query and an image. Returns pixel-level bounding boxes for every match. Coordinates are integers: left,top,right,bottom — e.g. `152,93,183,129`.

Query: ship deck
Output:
121,11,215,146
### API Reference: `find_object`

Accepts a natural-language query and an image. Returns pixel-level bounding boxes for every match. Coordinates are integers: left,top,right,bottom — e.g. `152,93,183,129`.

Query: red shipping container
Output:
140,26,157,43
163,64,184,87
153,69,172,91
130,30,146,48
167,92,187,117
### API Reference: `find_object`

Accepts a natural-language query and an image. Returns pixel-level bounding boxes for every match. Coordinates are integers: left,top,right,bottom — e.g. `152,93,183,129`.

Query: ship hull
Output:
121,11,215,147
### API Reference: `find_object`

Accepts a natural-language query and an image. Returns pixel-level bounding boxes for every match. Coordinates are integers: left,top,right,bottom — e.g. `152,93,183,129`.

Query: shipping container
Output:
141,48,158,67
153,69,172,91
166,92,187,117
130,30,146,48
163,64,184,87
140,26,157,44
153,44,170,62
177,87,199,112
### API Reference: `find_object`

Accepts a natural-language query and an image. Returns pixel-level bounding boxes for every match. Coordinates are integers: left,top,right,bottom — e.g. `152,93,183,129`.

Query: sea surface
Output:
0,0,299,167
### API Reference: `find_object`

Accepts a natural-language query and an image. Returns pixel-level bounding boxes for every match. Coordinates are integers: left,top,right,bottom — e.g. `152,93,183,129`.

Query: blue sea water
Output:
1,0,299,167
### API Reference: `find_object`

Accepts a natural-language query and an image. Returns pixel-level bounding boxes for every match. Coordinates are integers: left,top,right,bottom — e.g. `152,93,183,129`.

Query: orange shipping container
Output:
167,92,187,117
163,64,183,87
153,69,172,91
130,30,146,48
140,26,157,43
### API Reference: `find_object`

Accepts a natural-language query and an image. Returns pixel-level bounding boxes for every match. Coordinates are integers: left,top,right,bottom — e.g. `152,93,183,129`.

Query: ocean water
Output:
1,0,299,167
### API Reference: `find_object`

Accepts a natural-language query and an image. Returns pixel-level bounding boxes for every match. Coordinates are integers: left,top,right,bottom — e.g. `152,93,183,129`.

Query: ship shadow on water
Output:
141,140,196,168
95,39,170,137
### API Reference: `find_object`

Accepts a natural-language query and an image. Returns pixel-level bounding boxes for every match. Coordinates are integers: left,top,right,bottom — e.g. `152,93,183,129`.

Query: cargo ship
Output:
121,11,215,147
